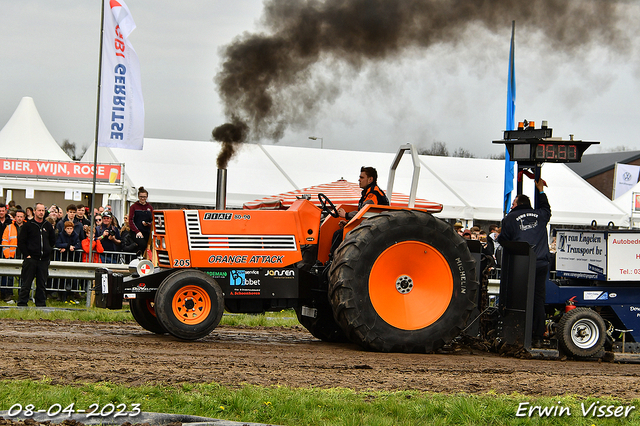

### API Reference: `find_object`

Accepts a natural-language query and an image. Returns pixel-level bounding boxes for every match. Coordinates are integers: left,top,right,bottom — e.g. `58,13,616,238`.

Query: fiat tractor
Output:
95,144,479,353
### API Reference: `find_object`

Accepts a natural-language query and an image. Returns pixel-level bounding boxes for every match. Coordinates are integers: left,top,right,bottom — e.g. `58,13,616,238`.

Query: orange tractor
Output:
96,145,479,353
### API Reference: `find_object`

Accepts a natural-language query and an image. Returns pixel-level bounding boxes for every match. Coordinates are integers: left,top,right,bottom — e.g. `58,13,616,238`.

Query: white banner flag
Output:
613,162,640,200
98,0,144,150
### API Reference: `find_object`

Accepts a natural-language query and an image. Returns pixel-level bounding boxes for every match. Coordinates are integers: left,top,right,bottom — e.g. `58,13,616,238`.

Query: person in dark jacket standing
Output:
17,203,56,307
128,186,153,255
498,179,551,346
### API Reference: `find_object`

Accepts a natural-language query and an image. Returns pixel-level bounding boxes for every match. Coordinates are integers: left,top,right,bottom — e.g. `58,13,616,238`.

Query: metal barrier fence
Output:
0,245,137,301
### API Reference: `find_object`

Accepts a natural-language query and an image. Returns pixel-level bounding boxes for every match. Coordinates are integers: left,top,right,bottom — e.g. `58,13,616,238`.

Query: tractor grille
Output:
189,235,297,250
183,210,297,251
157,250,170,266
154,212,166,234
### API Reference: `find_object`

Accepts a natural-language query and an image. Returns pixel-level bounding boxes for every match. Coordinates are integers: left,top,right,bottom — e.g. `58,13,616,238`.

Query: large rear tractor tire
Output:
155,270,224,340
329,210,478,353
129,298,166,334
557,307,606,358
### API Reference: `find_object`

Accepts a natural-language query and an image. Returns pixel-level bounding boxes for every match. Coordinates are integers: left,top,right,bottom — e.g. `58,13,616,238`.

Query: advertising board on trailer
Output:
607,232,640,281
555,230,606,280
555,230,640,282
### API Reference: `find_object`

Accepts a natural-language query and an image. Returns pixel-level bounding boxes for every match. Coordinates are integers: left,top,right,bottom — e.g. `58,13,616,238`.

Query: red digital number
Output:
534,144,578,161
545,144,557,159
558,145,566,160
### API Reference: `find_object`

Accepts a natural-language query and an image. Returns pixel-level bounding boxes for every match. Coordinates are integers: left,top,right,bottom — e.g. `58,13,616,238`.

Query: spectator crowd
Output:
0,187,153,306
453,221,502,273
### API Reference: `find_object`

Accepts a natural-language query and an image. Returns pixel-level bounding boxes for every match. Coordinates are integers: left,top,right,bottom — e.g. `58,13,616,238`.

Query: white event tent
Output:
2,96,626,228
0,97,71,161
0,97,126,210
83,138,629,227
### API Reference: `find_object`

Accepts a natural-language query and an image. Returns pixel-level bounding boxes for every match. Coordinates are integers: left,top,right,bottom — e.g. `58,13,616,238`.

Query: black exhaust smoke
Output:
212,0,629,166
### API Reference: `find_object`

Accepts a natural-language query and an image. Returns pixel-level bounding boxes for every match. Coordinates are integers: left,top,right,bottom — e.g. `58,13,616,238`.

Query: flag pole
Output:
503,20,516,217
87,0,106,307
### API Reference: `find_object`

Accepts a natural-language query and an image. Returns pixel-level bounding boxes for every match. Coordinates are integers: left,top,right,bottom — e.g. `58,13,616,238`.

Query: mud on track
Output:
1,319,639,399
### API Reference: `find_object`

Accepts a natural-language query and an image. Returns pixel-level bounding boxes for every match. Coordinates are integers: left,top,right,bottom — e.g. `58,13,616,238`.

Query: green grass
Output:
0,302,636,424
0,298,300,327
0,381,637,425
221,310,299,327
0,300,132,322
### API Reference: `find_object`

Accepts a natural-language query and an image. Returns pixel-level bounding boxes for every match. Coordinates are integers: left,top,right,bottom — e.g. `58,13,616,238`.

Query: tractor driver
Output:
336,166,389,221
498,179,551,347
331,167,389,253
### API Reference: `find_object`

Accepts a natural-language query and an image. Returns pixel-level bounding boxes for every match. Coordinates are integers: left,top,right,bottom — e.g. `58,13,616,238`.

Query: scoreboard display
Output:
510,142,583,163
494,121,598,165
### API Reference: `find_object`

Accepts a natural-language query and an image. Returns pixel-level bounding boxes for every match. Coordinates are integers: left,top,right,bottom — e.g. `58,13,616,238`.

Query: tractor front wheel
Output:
155,270,224,340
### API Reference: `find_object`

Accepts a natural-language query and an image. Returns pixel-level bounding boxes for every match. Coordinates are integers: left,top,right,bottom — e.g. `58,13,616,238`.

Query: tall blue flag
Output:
503,21,516,216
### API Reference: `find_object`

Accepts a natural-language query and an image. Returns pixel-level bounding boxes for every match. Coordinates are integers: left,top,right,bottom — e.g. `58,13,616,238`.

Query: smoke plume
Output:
212,117,248,168
212,0,628,167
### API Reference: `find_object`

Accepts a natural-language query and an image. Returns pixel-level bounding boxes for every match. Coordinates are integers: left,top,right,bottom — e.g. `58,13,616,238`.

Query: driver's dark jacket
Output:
498,192,551,266
346,182,390,219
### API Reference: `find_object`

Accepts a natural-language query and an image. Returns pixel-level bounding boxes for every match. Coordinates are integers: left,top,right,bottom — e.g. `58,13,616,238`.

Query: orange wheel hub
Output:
171,285,212,324
369,241,453,330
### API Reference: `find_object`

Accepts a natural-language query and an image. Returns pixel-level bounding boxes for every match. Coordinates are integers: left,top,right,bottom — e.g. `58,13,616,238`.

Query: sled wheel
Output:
129,298,166,334
155,270,224,340
329,210,478,353
557,307,606,358
295,301,350,343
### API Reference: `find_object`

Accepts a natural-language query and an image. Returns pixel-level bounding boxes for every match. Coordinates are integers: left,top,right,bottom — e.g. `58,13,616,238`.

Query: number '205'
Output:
173,259,190,267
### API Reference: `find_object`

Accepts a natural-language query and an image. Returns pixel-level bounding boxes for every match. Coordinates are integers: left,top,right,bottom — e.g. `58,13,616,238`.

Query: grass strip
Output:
0,302,300,327
0,380,637,426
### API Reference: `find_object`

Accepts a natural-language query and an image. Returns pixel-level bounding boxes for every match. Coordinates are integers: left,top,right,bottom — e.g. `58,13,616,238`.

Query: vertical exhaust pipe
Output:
216,168,227,210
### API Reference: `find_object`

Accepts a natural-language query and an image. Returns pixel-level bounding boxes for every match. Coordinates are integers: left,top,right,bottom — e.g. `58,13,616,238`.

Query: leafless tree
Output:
452,147,475,158
59,139,87,161
418,141,449,157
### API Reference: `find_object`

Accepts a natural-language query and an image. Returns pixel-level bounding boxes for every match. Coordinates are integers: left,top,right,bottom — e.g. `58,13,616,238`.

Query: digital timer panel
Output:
493,122,599,164
534,144,578,162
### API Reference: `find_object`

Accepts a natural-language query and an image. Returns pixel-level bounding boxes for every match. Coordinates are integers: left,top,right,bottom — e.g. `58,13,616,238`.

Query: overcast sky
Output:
1,0,639,159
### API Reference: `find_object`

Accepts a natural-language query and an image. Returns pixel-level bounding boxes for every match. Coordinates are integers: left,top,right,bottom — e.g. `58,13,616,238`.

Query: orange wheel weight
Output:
171,285,212,325
369,241,453,330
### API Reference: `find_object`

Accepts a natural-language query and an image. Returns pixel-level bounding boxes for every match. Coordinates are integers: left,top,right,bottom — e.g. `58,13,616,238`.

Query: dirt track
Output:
1,319,639,399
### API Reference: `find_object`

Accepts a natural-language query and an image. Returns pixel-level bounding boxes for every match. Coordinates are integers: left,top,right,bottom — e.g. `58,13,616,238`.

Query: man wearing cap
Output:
453,222,463,235
94,211,121,263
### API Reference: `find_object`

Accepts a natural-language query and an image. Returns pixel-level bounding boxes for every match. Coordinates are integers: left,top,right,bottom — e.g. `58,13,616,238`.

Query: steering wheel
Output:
318,193,339,218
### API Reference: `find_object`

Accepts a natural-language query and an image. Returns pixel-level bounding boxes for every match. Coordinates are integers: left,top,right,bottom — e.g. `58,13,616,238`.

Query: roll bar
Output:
386,143,420,208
